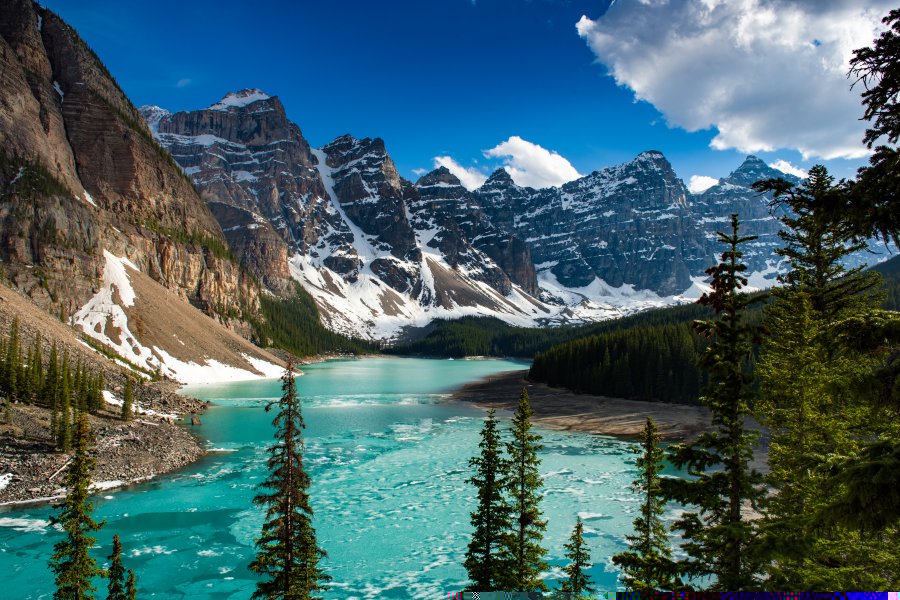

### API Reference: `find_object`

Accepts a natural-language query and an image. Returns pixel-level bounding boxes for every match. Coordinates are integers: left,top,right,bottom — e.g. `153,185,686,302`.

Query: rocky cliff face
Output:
692,155,797,285
0,1,257,326
477,151,709,296
144,87,850,340
146,94,551,339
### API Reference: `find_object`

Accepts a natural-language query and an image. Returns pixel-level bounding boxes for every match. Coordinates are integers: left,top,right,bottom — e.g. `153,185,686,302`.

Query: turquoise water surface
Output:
1,358,647,599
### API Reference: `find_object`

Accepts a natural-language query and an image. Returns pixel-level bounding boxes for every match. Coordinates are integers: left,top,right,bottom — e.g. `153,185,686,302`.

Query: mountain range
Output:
0,1,887,383
139,90,808,340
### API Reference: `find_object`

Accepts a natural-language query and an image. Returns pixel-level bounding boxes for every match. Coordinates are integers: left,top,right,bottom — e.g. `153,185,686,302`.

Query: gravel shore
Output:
451,370,712,440
0,383,208,506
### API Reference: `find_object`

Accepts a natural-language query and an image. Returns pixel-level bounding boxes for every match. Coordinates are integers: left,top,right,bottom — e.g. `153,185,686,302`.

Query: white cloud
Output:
411,168,428,177
688,175,720,193
483,136,581,189
768,159,808,178
433,156,487,190
176,78,192,88
576,0,893,160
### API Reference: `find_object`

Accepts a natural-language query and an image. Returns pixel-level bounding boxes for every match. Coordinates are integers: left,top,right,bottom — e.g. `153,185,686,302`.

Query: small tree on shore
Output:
125,570,137,600
558,517,594,598
465,408,513,590
612,417,678,591
248,362,329,599
49,412,105,599
107,534,126,600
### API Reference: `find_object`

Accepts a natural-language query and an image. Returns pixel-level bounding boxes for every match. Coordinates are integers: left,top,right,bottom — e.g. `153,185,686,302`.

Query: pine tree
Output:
662,215,765,590
248,362,329,599
753,167,897,589
57,360,72,452
49,412,105,599
464,409,513,591
612,417,677,591
125,570,137,600
4,317,21,400
47,343,60,442
31,335,43,402
121,379,133,421
558,517,594,598
500,387,548,592
107,534,126,600
95,372,105,412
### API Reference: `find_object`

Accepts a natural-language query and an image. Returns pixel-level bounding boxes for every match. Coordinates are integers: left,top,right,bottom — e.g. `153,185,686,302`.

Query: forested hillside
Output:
528,254,900,404
251,284,375,357
388,304,713,359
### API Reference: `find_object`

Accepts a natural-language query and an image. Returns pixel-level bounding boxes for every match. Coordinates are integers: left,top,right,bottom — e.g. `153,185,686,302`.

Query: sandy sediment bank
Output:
451,369,713,440
452,370,769,475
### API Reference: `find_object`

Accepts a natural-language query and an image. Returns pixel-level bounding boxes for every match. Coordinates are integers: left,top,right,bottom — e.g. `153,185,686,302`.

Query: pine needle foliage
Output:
612,417,678,591
125,570,137,600
249,362,329,599
662,215,765,590
500,387,548,592
49,413,106,599
754,166,899,589
107,534,126,600
559,517,594,597
464,408,514,591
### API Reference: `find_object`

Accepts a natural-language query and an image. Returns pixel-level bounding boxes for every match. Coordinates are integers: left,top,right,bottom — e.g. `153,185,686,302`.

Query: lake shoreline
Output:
450,369,712,441
0,382,208,508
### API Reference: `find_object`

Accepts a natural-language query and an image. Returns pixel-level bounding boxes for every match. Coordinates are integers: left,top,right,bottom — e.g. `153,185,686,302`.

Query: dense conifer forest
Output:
251,284,375,357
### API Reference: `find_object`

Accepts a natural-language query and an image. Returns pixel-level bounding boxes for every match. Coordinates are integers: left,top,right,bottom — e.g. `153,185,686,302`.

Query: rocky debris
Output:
0,401,205,505
0,279,209,505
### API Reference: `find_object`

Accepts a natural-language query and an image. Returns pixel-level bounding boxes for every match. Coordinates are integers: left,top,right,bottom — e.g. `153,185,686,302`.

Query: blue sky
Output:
42,0,890,190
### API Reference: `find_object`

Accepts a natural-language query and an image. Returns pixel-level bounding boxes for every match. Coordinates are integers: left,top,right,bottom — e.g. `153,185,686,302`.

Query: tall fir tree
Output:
121,379,134,421
753,167,897,589
49,412,105,599
661,215,765,590
500,387,548,592
558,517,594,598
612,417,677,591
107,534,126,600
464,408,513,591
248,362,329,599
31,335,43,403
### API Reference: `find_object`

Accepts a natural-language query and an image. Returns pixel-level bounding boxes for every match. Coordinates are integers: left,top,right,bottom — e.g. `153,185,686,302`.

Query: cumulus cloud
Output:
576,0,893,160
483,136,581,189
433,156,487,190
768,159,808,178
688,175,720,194
411,168,428,177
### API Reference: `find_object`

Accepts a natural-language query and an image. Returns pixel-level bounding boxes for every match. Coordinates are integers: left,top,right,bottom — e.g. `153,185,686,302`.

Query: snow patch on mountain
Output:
208,89,271,111
73,251,282,384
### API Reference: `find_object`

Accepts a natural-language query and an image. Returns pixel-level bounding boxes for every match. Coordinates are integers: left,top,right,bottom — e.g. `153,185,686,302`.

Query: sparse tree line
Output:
0,320,137,450
463,390,595,598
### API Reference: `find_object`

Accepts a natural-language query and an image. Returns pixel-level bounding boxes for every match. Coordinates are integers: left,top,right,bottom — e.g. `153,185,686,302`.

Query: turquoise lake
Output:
0,357,649,599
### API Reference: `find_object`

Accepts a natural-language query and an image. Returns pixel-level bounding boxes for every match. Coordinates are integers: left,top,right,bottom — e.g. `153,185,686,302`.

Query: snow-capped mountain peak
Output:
208,88,272,111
